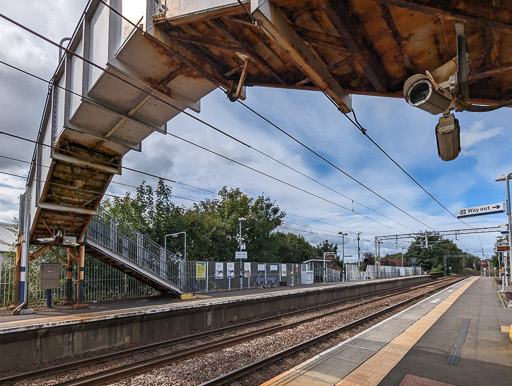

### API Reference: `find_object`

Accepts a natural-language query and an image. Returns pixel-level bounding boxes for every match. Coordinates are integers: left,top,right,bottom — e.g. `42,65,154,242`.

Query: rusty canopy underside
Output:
157,0,512,106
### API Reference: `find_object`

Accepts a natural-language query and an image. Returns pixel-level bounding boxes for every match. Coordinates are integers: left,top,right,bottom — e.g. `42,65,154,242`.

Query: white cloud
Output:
460,121,503,154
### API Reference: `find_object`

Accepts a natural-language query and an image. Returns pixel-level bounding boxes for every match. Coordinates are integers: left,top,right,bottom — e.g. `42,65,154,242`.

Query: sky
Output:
0,1,510,263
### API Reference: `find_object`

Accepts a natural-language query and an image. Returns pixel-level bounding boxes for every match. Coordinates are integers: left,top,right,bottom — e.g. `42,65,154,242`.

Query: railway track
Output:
0,277,461,385
203,277,465,385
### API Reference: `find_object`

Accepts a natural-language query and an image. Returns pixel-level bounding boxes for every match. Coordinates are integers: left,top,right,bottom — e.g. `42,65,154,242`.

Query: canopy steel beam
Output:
251,0,352,112
324,0,390,93
374,0,512,33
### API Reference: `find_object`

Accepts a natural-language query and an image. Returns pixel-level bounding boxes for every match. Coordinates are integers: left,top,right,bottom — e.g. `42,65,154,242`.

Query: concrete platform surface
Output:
264,277,512,386
0,276,423,334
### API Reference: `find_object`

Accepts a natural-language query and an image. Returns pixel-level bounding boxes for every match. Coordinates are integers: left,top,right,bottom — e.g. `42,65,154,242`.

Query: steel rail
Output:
0,277,454,384
53,278,459,385
0,278,451,384
201,277,465,385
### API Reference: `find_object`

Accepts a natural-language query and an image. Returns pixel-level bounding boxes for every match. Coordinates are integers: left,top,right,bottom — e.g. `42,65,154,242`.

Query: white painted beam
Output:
38,202,99,216
251,0,352,112
52,152,121,175
165,0,249,25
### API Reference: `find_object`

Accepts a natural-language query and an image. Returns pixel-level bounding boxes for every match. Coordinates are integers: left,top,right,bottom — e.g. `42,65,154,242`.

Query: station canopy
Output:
157,0,512,111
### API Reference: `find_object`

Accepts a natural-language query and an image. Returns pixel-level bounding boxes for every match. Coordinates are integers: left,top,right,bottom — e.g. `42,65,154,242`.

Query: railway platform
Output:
264,276,512,386
0,275,430,371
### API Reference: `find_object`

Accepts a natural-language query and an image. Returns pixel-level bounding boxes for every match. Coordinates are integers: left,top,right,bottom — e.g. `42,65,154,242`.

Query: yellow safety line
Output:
262,277,477,386
336,277,478,386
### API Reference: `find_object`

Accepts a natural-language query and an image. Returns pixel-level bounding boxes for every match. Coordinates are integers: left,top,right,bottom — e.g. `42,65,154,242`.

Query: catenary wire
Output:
0,162,369,244
92,2,431,231
236,100,433,230
282,220,374,242
0,154,199,203
0,122,399,233
0,166,198,204
0,127,217,195
0,56,405,233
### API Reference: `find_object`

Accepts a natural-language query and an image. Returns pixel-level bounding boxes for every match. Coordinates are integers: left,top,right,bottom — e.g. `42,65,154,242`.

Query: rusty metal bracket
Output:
455,23,469,102
228,58,249,102
29,245,52,262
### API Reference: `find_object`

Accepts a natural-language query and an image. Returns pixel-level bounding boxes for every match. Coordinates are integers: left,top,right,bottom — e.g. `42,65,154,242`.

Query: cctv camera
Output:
403,74,452,115
435,113,460,161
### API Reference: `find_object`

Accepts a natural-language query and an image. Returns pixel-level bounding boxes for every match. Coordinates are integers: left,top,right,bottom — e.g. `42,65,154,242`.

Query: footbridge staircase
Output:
85,213,193,294
17,0,217,303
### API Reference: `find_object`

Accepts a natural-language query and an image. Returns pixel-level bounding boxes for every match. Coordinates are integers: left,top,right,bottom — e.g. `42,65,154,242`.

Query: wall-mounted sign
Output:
235,251,248,260
244,262,251,277
215,262,224,279
196,262,206,279
227,262,235,278
457,202,505,218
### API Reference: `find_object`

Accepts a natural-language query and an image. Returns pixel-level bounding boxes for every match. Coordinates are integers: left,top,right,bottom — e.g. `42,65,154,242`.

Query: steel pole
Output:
239,219,243,290
357,232,361,270
184,232,187,262
374,239,377,279
342,234,345,282
506,174,512,287
502,252,505,291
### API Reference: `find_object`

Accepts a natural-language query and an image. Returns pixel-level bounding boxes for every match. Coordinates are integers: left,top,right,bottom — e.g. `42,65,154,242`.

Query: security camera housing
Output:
436,113,461,161
403,74,452,115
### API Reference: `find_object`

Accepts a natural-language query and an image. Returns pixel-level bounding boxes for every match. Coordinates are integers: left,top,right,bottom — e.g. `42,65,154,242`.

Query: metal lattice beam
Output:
376,226,501,242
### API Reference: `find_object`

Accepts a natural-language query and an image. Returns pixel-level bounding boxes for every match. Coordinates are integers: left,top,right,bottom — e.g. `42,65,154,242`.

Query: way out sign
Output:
457,202,505,218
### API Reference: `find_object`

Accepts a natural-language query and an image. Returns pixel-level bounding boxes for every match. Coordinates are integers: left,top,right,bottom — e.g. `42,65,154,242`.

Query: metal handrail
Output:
86,213,197,293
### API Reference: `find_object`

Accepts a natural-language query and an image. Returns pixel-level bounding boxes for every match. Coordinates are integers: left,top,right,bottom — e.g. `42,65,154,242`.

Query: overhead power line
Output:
0,64,404,234
0,154,199,202
0,128,217,196
237,100,434,230
90,2,432,231
0,12,428,233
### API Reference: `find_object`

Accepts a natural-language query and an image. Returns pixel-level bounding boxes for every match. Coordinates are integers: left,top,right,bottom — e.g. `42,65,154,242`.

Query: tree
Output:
404,235,464,272
315,240,338,257
272,232,316,263
101,182,313,263
361,252,375,271
101,179,184,248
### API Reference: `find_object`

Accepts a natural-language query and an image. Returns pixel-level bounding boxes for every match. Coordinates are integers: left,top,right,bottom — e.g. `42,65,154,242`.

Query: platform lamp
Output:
338,232,348,282
495,173,511,287
238,217,246,290
165,232,187,262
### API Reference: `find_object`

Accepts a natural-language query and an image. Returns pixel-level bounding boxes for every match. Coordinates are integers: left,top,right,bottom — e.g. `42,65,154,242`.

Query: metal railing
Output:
86,213,196,294
345,265,422,281
180,261,315,292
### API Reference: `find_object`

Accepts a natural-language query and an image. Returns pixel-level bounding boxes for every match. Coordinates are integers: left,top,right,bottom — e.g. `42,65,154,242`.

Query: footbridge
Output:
13,0,510,309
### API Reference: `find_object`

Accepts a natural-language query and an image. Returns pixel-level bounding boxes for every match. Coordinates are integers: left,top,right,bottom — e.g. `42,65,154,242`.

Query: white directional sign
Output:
500,223,509,234
235,251,248,260
456,202,505,218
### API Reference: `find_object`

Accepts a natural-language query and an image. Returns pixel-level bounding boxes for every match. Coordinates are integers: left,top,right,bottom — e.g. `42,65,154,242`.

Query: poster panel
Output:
281,264,287,277
270,264,278,271
227,262,235,278
244,262,251,277
258,264,265,272
196,262,206,280
215,262,224,279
